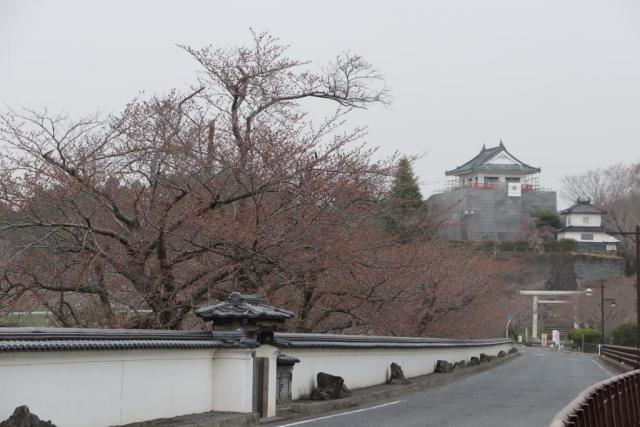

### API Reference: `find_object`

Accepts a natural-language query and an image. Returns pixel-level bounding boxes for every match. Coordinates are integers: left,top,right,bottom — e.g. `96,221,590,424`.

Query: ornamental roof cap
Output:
277,353,300,366
195,292,294,323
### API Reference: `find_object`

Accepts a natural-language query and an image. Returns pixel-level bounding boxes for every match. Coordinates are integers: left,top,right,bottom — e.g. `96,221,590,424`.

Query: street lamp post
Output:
609,225,640,368
597,281,616,345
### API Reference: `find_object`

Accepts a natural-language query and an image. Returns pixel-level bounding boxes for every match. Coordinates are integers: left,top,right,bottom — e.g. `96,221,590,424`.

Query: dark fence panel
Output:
582,343,600,354
549,369,640,427
601,344,640,368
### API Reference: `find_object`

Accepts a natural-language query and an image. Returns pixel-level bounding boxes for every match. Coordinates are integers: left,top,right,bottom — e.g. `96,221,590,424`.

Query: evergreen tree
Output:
390,157,425,212
383,157,426,237
530,209,562,230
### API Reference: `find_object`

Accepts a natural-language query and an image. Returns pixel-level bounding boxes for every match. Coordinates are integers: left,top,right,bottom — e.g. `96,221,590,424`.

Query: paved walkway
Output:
275,348,613,427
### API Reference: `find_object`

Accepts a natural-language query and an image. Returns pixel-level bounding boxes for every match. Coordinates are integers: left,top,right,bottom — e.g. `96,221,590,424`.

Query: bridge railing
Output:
549,369,640,427
601,344,640,368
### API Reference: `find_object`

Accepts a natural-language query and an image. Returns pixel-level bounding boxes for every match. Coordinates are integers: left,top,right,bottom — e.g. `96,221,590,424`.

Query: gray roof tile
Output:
445,142,540,176
0,339,222,352
560,199,605,215
271,333,511,349
0,327,251,352
276,354,300,366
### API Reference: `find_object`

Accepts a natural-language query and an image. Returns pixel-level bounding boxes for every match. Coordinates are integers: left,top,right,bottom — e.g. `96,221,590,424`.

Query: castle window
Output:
506,177,520,183
582,216,590,224
580,233,594,241
485,176,499,183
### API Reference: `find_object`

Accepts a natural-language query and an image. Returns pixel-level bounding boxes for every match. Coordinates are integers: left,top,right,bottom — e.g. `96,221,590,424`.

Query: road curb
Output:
264,351,521,424
118,411,259,427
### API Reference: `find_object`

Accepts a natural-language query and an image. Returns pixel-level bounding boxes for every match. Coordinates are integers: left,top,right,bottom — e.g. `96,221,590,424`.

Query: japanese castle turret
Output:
445,140,541,190
557,198,619,251
427,141,557,241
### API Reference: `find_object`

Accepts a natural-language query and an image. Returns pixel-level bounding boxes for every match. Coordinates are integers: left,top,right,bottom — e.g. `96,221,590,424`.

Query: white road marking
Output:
591,358,615,377
532,353,547,357
277,400,405,426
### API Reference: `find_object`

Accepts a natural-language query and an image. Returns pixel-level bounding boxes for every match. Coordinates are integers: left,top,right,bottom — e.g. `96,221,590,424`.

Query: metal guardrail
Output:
549,369,640,427
601,344,640,368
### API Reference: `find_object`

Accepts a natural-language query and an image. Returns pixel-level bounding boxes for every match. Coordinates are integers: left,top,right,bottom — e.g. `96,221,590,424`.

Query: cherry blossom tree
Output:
0,31,390,328
0,32,520,338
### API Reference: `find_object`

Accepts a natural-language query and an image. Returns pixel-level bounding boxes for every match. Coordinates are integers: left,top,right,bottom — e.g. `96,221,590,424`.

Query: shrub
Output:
557,239,577,252
530,210,562,229
610,321,638,347
567,328,601,347
513,241,530,252
544,239,577,252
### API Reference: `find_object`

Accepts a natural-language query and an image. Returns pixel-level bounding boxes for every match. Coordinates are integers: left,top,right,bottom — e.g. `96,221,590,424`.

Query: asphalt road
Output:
276,348,613,427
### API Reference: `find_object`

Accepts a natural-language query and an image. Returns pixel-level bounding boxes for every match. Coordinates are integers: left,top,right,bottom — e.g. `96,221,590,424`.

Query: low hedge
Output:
567,328,601,347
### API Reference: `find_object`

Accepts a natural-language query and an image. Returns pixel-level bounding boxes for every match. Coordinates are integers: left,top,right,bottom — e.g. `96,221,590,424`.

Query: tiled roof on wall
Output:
0,327,252,352
271,333,512,350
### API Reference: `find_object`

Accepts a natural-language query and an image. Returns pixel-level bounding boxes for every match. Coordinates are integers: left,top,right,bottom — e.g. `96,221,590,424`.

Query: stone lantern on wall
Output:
276,354,300,405
195,292,294,344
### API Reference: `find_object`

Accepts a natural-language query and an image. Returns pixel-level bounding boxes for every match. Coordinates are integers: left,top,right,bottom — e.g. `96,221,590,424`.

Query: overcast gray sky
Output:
1,0,639,206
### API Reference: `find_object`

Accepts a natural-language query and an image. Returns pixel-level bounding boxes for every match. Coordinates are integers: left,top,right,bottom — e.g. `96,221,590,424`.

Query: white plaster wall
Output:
0,341,513,424
283,344,512,400
0,348,252,427
558,231,614,242
566,213,602,228
0,352,124,427
211,349,254,414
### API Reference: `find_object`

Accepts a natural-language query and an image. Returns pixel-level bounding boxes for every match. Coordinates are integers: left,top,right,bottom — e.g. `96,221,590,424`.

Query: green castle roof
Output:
445,141,541,176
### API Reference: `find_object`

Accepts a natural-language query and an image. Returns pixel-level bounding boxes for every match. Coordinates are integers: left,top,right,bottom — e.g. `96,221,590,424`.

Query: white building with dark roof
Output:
445,140,541,190
557,198,619,251
427,141,557,241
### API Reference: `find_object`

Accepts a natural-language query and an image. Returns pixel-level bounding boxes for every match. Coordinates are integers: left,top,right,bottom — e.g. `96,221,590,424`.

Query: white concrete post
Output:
532,295,538,340
211,349,255,413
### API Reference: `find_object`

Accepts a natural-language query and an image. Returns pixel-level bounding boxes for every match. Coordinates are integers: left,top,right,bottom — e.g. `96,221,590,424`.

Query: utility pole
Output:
609,225,640,368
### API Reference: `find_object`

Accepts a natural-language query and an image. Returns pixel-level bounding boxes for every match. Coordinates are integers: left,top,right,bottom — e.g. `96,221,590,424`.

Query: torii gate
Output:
520,289,592,340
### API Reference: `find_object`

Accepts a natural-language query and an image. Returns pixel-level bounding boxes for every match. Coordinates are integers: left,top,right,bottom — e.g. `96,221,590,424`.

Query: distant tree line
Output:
562,163,640,273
